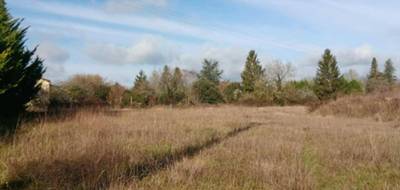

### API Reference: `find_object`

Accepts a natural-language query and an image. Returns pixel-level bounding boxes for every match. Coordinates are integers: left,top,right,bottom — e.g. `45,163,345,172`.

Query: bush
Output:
223,82,242,103
193,79,224,104
281,80,318,105
49,85,73,108
339,78,364,95
238,80,273,106
61,75,111,106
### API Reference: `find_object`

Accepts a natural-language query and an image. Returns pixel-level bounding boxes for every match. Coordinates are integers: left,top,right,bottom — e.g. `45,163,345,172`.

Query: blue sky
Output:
7,0,400,86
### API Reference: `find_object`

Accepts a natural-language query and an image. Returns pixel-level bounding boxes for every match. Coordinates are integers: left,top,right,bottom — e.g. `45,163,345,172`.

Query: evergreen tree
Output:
158,65,173,104
241,50,265,93
368,57,380,79
314,49,341,100
366,57,386,93
0,0,45,135
193,59,224,104
171,67,186,104
132,71,154,106
384,59,396,85
198,59,223,85
223,82,242,103
158,66,186,105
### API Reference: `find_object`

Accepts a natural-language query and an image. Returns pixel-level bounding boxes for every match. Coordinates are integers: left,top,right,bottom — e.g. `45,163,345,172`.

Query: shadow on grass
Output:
127,122,262,180
0,122,261,190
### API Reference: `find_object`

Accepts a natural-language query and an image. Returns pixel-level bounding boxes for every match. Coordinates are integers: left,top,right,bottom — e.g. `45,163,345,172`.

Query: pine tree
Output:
158,65,172,104
133,71,149,90
366,57,385,93
198,59,223,85
314,49,341,100
368,57,380,79
171,67,186,104
384,59,396,85
0,0,45,134
132,71,154,106
193,59,224,104
241,50,265,93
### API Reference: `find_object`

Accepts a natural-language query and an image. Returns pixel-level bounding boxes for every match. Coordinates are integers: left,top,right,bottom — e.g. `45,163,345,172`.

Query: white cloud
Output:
85,36,179,65
295,45,400,79
10,0,318,53
36,42,70,81
233,0,400,37
104,0,168,13
337,45,375,67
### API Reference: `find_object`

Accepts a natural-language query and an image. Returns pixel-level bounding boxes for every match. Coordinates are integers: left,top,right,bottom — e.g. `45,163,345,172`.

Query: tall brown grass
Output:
0,106,252,189
315,88,400,122
1,106,399,189
125,107,400,190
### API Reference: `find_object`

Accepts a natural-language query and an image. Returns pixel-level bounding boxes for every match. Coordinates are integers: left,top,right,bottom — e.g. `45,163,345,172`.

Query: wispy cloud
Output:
85,36,179,65
8,0,400,84
233,0,400,36
36,42,69,81
104,0,169,13
10,0,319,53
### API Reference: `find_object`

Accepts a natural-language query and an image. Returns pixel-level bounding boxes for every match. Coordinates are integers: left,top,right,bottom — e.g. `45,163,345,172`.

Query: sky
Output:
7,0,400,86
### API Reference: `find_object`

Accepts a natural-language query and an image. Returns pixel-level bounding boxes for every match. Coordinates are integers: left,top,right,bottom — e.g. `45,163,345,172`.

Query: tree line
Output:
48,49,396,109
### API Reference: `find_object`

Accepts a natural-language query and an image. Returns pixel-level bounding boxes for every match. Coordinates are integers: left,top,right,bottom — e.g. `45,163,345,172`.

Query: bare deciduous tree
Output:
266,60,295,91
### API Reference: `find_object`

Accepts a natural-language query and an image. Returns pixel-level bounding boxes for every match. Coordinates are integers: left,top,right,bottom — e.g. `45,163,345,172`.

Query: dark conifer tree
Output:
0,0,45,135
384,59,396,85
193,59,224,104
132,71,154,106
241,50,265,93
368,57,380,79
314,49,341,100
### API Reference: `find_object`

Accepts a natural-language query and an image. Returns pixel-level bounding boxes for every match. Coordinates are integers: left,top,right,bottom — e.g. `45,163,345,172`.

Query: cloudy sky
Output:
7,0,400,86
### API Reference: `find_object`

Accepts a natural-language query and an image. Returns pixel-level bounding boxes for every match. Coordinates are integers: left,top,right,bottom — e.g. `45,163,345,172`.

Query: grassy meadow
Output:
1,106,400,189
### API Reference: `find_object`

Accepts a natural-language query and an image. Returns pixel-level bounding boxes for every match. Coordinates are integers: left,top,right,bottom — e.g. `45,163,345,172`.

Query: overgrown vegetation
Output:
1,1,400,189
0,107,255,189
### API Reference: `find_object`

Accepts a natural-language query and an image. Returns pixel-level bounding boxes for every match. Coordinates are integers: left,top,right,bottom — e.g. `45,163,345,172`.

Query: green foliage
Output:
223,82,242,103
0,1,45,134
314,49,341,100
132,71,155,107
366,58,391,93
338,77,363,95
121,90,133,107
158,66,173,104
239,80,273,106
368,57,380,80
241,50,265,93
282,80,318,105
384,59,396,85
170,67,186,104
193,59,224,104
158,66,186,105
193,79,224,104
198,59,223,85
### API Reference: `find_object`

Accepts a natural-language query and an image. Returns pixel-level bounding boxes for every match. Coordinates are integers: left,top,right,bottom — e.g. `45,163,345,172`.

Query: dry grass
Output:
316,88,400,122
120,107,400,190
1,106,400,189
0,106,252,189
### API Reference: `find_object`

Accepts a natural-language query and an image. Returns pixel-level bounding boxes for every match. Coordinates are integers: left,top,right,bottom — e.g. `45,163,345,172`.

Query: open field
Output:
1,106,400,189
